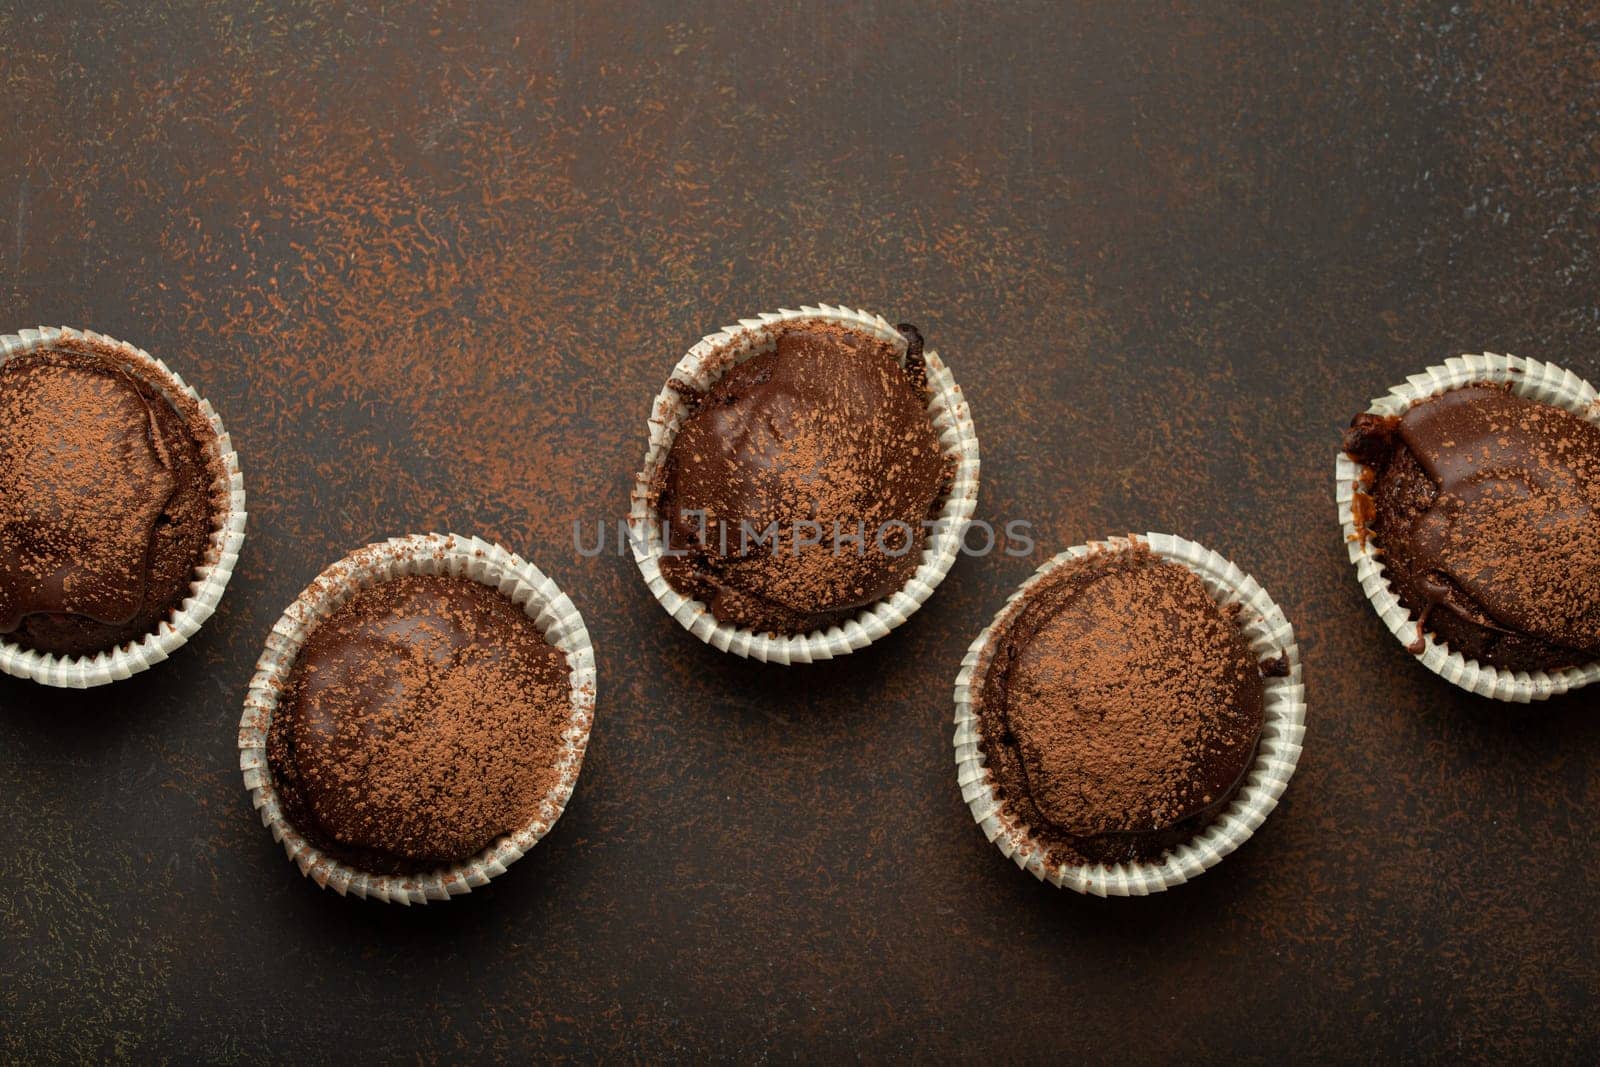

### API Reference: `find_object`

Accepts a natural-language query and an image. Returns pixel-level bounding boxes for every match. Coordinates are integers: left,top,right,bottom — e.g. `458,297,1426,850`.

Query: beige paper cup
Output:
629,303,980,664
0,326,248,688
1335,353,1600,702
237,533,596,904
953,533,1307,897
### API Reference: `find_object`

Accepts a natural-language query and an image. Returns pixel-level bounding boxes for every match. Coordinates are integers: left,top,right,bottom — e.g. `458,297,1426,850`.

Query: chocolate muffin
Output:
1344,384,1600,672
974,546,1269,867
266,575,572,876
0,337,223,656
651,323,950,635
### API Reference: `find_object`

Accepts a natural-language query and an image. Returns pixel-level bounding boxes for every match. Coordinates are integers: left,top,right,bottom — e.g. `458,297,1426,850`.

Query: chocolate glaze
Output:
976,547,1266,866
0,341,219,656
267,576,570,876
1345,385,1600,671
652,323,950,635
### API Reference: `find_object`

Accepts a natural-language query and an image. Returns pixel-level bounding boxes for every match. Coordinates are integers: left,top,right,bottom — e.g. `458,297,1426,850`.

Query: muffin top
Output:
266,575,572,876
1345,384,1600,671
0,338,221,656
652,323,949,635
976,546,1267,866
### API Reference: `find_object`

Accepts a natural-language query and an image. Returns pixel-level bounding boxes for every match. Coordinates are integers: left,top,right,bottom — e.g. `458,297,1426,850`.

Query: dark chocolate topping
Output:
652,323,950,635
976,546,1265,866
266,575,571,876
0,340,219,655
1345,385,1600,670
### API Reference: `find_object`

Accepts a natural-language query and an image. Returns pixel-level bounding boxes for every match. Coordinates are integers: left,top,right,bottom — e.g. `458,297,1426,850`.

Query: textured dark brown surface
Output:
2,2,1597,1061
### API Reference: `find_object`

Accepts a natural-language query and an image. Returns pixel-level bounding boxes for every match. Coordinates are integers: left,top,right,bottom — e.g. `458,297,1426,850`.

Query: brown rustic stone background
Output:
2,1,1598,1061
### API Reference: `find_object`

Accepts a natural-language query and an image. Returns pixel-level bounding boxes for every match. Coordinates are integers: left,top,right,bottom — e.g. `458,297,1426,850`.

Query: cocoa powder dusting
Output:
976,545,1265,866
653,323,951,634
266,575,572,875
0,338,223,655
1343,384,1600,670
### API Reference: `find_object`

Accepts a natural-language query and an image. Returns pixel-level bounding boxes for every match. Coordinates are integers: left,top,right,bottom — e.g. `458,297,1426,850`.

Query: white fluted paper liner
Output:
629,304,980,664
953,533,1307,897
1335,353,1600,702
0,326,248,688
237,533,597,904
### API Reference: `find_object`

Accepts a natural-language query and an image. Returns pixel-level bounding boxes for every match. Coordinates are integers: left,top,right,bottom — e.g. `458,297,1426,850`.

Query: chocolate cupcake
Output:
1337,354,1600,700
240,535,595,903
631,305,980,663
955,535,1304,896
0,327,246,687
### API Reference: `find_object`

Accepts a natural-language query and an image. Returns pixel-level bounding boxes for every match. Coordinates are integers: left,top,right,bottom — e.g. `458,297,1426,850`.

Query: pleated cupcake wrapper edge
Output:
952,532,1307,897
237,533,597,904
1334,352,1600,702
0,326,248,688
628,304,981,663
